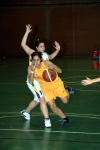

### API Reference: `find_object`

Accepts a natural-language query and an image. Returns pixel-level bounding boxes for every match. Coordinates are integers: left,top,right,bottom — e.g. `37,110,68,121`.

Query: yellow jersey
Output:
34,61,63,90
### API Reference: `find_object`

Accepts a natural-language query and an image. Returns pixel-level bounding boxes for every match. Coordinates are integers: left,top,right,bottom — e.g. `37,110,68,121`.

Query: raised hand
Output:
31,62,37,71
54,41,60,51
26,24,32,33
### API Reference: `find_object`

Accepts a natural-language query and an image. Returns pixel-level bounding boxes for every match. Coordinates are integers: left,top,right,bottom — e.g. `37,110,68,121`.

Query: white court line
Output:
62,69,100,72
64,81,100,86
0,82,100,89
61,75,99,79
67,114,100,120
74,88,100,92
0,113,100,120
0,83,26,85
0,112,100,116
0,83,100,93
0,128,100,135
0,114,40,119
0,115,21,119
63,81,81,83
0,113,99,135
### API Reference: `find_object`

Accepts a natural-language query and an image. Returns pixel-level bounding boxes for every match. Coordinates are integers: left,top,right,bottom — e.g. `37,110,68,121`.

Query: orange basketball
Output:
42,69,56,82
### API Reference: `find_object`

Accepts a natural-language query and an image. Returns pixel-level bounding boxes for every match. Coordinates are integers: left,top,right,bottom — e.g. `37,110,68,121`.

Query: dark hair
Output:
31,51,42,60
35,39,45,49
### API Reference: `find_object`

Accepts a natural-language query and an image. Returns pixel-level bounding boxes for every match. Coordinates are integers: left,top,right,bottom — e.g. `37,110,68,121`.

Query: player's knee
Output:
63,97,69,104
39,97,46,103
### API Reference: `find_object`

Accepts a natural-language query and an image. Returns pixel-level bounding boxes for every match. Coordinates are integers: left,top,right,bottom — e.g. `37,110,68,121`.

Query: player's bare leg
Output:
26,100,39,113
47,99,69,126
21,100,39,120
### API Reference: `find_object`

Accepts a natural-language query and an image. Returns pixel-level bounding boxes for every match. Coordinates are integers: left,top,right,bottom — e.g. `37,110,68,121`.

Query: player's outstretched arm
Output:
81,77,100,86
28,63,37,84
44,60,62,73
21,24,35,55
48,41,60,60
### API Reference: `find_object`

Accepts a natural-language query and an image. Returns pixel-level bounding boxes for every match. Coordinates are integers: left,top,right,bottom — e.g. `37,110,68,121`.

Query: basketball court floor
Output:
0,57,100,150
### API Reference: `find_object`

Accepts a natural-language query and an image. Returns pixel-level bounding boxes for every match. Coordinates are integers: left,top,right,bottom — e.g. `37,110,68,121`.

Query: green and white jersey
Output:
42,52,49,60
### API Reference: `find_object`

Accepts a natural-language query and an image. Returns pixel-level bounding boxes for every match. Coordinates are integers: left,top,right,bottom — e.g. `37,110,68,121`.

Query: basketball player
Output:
20,24,72,126
21,24,75,93
81,77,100,86
28,51,69,126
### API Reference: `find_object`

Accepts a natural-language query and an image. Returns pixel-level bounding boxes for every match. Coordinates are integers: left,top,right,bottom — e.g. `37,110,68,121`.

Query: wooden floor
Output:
0,57,100,150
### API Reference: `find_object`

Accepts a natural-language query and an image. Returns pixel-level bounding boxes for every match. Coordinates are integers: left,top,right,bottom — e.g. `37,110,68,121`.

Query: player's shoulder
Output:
42,52,48,57
43,52,48,55
42,52,49,60
43,60,52,65
43,59,51,62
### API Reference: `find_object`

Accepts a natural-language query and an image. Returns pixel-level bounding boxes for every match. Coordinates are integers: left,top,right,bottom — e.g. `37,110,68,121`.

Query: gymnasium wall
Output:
0,0,100,56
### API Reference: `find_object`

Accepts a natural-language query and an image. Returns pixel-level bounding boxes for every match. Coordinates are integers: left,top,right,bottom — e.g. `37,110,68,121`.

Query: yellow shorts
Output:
43,82,69,102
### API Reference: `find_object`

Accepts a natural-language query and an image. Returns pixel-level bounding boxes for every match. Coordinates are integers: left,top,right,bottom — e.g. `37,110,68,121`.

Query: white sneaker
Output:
21,110,30,120
44,119,52,127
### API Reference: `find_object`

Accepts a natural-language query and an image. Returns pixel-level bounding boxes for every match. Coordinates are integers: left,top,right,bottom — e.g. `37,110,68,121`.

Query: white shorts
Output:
26,77,43,102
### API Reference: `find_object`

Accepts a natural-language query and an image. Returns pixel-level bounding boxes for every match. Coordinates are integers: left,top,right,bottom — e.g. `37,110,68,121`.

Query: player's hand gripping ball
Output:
42,69,56,82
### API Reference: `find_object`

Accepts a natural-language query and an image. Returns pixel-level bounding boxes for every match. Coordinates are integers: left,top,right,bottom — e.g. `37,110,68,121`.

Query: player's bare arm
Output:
21,24,35,55
81,77,100,86
49,41,60,60
28,63,37,84
44,60,62,73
